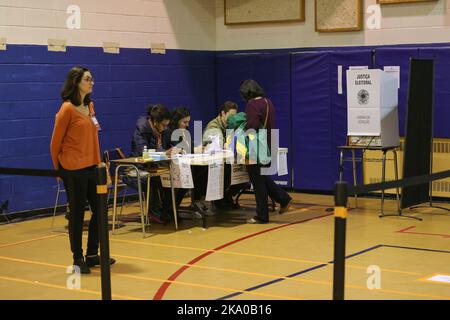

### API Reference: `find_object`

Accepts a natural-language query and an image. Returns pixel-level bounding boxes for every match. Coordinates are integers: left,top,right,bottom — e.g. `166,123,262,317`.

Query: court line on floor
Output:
152,213,333,300
0,273,141,300
110,237,419,276
217,244,450,300
0,255,299,300
0,233,65,249
396,226,450,239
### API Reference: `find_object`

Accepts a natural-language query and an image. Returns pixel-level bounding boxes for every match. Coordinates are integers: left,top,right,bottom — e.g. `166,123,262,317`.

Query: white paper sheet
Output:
230,164,249,185
383,66,400,89
205,160,224,201
338,65,343,95
171,159,194,189
427,274,450,284
278,150,288,176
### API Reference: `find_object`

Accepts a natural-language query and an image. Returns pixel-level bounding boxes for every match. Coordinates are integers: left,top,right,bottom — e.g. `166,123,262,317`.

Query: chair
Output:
103,148,130,217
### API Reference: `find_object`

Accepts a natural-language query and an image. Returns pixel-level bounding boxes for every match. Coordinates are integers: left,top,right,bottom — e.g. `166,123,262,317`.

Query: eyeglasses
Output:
82,77,94,83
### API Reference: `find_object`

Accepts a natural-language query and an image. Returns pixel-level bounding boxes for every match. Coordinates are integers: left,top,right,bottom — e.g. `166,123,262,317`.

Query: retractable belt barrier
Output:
333,168,450,300
0,165,112,300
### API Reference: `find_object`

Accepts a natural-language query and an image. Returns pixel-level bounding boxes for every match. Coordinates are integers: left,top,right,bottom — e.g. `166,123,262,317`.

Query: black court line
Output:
216,245,383,300
216,244,449,300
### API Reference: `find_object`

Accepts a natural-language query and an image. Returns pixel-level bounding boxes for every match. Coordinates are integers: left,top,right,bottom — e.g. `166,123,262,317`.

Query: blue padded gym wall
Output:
418,47,450,138
291,52,334,191
373,47,419,136
0,45,216,213
215,53,292,187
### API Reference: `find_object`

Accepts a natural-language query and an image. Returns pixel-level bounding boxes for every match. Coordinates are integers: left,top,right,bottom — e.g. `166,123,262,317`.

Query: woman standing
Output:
239,79,293,224
50,67,115,274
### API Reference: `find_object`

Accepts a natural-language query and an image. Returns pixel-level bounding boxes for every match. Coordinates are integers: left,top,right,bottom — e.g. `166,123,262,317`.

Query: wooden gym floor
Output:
0,192,449,300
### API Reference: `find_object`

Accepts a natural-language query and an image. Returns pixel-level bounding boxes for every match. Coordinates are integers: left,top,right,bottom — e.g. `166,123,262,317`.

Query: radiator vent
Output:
369,179,450,193
398,139,450,154
432,181,450,193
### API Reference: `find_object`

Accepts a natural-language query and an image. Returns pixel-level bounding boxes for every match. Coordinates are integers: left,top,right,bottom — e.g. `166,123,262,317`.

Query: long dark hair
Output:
239,79,265,102
146,103,171,123
61,66,92,106
169,106,190,130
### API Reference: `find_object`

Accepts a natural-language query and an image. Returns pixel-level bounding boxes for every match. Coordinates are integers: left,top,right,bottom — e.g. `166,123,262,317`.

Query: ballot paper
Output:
230,164,249,185
205,160,224,201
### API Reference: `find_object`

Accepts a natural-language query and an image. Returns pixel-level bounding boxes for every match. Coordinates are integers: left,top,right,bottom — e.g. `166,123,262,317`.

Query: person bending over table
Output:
163,106,209,219
125,104,172,224
203,101,246,211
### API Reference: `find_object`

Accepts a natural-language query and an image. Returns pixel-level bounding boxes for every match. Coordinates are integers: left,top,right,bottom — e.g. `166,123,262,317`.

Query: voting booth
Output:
346,69,400,148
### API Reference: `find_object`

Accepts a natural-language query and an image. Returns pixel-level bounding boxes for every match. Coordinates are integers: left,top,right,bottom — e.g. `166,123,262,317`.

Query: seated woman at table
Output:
163,106,208,219
125,103,172,224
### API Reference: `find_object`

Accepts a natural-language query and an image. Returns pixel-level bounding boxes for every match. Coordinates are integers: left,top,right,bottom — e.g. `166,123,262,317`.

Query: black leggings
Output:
247,164,291,222
60,164,99,261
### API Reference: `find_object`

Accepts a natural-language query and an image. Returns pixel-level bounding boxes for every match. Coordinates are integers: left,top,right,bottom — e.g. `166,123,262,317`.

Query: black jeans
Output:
247,164,291,222
60,164,99,261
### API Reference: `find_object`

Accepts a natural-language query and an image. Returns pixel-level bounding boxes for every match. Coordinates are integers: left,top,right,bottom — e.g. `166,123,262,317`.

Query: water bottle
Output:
142,146,149,160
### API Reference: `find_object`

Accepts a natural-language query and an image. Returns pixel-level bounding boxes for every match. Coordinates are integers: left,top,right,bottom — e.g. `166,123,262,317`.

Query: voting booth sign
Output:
346,69,400,148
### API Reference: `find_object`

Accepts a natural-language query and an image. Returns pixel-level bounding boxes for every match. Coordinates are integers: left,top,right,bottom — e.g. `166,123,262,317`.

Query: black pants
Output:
60,164,99,261
247,164,291,222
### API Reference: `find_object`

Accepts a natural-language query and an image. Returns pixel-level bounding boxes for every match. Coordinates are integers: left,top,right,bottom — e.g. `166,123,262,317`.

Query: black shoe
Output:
85,255,116,268
73,257,91,274
280,198,293,214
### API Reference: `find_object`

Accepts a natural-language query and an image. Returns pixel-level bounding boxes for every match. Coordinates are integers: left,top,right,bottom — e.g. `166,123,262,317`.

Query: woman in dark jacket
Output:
239,79,292,224
128,104,171,223
163,107,208,218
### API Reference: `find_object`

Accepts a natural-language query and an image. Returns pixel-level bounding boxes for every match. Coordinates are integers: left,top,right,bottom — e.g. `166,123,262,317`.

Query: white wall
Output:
0,0,216,50
2,0,449,52
216,0,450,51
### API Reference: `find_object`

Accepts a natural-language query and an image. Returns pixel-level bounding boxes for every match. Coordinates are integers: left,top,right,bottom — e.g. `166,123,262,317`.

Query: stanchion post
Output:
333,181,348,300
95,163,112,300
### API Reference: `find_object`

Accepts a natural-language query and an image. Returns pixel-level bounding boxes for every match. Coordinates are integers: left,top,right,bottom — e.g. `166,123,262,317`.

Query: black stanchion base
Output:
410,204,450,213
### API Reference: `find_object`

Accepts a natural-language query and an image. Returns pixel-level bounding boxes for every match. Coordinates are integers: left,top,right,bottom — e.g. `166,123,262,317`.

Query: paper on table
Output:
171,158,194,189
230,164,249,185
161,159,193,189
205,160,224,201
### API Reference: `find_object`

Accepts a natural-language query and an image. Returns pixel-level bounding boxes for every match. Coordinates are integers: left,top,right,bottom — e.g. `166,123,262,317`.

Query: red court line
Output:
152,213,333,300
396,226,450,238
396,226,416,233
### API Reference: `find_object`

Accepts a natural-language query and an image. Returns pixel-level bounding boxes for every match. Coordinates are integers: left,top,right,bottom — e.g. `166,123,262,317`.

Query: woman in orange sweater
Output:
50,66,115,274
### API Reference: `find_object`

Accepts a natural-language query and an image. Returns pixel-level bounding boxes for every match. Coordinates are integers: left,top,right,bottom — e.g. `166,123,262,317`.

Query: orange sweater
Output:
50,101,101,170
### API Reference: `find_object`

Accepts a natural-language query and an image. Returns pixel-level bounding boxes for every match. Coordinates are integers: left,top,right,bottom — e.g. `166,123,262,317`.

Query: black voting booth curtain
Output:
401,59,434,209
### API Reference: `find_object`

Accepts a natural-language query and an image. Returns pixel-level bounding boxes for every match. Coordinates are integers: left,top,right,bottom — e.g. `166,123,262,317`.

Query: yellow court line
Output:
110,238,421,276
0,233,65,249
0,255,300,300
0,275,141,300
0,255,447,300
113,253,450,300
